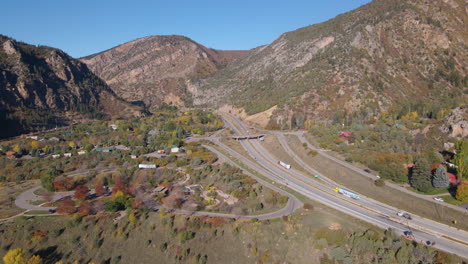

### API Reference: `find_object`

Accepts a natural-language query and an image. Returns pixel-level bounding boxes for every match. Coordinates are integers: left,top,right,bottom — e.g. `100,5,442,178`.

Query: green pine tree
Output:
453,140,467,180
411,156,432,192
432,166,449,188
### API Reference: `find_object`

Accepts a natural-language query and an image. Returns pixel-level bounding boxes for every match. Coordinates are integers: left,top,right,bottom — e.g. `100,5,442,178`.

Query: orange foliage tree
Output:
74,185,89,201
94,180,106,197
56,196,76,215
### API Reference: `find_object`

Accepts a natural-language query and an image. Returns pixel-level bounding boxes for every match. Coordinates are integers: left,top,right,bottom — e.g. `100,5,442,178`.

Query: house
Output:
115,145,130,151
77,151,86,155
94,147,114,153
49,137,60,142
148,129,159,136
171,145,179,153
157,149,165,154
27,136,38,140
6,151,17,159
64,153,72,157
338,131,353,140
52,154,61,159
130,155,137,159
139,164,157,169
109,124,118,130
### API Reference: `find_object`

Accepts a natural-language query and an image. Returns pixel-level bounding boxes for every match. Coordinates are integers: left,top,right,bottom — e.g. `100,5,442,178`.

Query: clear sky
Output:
1,0,371,58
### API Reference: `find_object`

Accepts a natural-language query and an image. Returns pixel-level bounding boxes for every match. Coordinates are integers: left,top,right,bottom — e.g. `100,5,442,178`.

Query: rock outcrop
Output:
80,35,249,108
0,35,145,138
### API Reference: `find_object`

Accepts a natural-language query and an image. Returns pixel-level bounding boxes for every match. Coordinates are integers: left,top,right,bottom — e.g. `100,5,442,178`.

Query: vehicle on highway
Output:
278,161,291,169
403,231,415,240
334,187,360,199
259,136,265,141
364,169,371,173
397,211,412,220
433,197,444,202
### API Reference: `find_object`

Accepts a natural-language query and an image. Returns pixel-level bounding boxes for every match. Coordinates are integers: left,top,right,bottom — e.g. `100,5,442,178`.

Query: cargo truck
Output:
278,161,291,169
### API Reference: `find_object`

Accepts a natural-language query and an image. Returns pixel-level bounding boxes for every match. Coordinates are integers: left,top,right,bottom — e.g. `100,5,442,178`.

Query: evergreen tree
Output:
432,166,449,188
453,140,467,180
411,156,432,192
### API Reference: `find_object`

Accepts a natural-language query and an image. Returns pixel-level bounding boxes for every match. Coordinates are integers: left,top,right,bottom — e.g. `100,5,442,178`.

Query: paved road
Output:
290,132,468,213
219,112,468,258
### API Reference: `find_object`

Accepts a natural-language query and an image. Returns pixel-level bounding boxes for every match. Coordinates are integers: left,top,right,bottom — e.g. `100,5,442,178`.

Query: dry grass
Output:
0,180,38,219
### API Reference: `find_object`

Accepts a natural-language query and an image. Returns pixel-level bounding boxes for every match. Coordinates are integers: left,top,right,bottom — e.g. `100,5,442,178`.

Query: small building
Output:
139,164,157,169
94,147,114,153
64,153,72,157
51,154,61,159
78,151,86,155
338,131,352,140
157,149,165,154
109,124,118,130
27,135,38,140
49,137,60,142
115,145,130,151
171,145,179,153
6,151,17,159
130,155,137,159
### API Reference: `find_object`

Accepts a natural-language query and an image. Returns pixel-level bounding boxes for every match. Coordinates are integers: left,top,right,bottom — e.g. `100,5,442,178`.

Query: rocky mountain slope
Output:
0,35,144,138
191,0,467,129
80,35,249,108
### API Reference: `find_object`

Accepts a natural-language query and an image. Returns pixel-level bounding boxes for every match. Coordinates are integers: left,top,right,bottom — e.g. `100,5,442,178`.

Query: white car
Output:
433,197,444,202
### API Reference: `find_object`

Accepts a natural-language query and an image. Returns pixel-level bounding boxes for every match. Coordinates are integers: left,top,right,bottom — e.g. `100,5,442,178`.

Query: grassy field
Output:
0,180,38,219
0,205,370,264
439,195,465,206
406,187,450,196
284,135,468,231
260,135,309,175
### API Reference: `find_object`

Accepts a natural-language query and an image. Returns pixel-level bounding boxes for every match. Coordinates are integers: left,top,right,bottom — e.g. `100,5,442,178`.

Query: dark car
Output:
364,169,371,173
48,209,56,214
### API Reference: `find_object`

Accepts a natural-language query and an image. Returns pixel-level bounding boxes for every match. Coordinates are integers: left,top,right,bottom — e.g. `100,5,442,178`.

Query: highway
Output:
216,112,468,258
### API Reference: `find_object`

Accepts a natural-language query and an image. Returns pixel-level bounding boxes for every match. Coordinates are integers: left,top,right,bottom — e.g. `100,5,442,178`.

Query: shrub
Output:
374,178,385,187
455,182,468,202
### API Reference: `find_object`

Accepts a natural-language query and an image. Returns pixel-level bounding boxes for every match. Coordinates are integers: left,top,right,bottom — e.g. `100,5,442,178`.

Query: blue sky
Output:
1,0,371,58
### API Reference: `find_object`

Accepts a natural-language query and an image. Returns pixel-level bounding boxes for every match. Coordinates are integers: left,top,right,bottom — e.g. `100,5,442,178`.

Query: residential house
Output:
171,145,179,153
139,164,157,169
78,151,86,155
109,124,118,130
64,153,72,157
52,154,61,159
130,155,137,159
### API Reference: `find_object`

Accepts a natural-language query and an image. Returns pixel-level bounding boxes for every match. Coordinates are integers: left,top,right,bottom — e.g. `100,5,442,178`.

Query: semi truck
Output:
334,187,360,199
278,161,291,169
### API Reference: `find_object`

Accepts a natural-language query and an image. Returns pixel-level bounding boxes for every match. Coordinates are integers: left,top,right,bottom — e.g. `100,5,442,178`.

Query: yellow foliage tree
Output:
402,111,418,121
68,142,75,148
128,211,137,224
12,144,21,153
26,255,42,264
3,248,25,264
113,190,125,198
30,141,39,150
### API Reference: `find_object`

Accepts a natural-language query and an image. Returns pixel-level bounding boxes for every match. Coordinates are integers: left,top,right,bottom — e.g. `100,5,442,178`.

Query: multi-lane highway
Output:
213,112,468,258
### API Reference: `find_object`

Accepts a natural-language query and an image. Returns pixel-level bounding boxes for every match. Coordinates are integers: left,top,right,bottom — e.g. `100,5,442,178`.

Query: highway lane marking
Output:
221,113,468,246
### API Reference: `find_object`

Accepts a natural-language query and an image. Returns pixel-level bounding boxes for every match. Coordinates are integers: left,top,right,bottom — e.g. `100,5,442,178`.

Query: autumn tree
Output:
453,140,467,180
53,177,74,191
94,180,106,197
456,181,468,203
432,166,449,188
78,201,93,215
112,176,127,195
56,196,76,215
3,248,25,264
74,185,90,201
411,155,432,192
26,255,42,264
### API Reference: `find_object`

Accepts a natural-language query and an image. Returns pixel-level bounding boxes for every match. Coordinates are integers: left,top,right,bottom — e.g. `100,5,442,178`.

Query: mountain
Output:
80,35,249,109
0,35,145,138
190,0,467,128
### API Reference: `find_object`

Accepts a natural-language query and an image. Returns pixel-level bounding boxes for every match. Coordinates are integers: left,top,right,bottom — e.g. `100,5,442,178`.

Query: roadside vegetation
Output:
308,113,467,204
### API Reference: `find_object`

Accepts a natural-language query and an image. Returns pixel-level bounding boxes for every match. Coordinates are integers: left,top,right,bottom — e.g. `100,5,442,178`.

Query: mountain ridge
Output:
0,35,145,138
80,35,250,109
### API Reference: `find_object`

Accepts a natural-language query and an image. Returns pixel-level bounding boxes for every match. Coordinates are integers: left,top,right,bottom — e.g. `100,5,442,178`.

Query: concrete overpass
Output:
232,134,264,140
